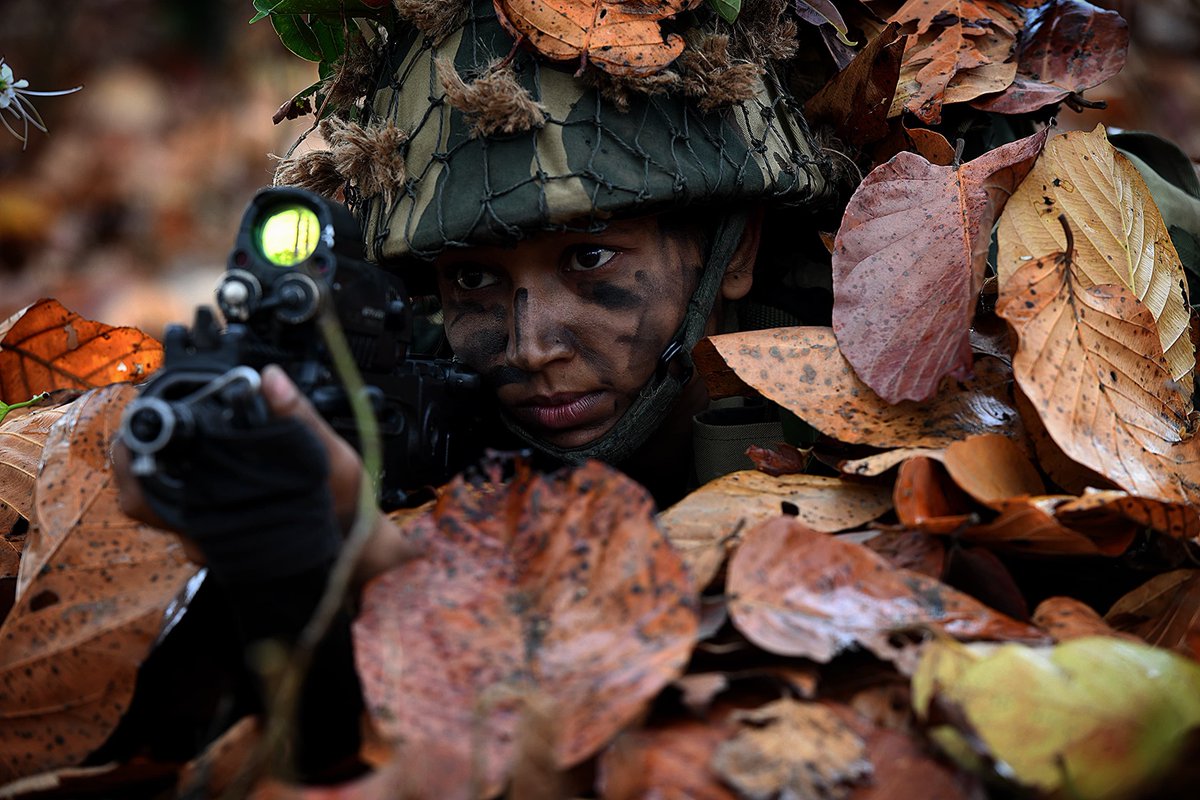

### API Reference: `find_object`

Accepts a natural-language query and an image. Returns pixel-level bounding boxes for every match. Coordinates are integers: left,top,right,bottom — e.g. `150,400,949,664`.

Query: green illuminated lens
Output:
259,205,321,267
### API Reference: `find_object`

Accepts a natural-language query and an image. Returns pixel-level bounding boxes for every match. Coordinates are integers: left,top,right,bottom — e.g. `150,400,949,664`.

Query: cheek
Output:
444,302,507,368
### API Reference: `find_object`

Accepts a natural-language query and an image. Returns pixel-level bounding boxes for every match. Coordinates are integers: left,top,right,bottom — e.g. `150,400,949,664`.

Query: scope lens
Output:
258,204,321,267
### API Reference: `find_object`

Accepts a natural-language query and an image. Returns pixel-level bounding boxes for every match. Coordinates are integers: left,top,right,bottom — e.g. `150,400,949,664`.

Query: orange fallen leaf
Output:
353,460,698,798
1033,596,1139,643
0,385,199,784
942,433,1045,509
727,517,1045,665
599,719,737,800
1106,570,1200,661
997,222,1200,506
894,457,978,534
0,299,162,404
493,0,701,77
695,327,1025,450
0,394,72,522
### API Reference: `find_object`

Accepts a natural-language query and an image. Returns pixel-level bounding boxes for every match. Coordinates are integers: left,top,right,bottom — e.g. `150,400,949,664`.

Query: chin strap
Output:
500,211,750,466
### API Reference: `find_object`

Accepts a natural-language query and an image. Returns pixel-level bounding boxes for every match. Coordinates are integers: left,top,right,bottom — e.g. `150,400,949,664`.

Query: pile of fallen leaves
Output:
5,1,1200,799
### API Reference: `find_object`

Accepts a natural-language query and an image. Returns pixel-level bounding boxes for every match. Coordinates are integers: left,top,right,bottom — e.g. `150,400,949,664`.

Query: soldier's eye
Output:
454,267,499,290
565,246,617,272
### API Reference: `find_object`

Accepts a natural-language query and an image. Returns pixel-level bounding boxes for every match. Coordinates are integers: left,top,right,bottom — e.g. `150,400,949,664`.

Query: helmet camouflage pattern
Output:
279,0,836,264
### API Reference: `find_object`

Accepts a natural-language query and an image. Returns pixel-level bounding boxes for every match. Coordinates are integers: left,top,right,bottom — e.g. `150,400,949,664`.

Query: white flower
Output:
1,58,82,149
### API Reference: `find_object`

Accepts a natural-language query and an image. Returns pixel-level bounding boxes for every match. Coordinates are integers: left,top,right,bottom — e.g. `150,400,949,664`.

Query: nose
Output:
505,286,572,372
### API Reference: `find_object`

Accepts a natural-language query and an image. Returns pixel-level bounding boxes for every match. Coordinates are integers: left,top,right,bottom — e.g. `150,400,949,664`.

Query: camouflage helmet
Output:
277,0,836,264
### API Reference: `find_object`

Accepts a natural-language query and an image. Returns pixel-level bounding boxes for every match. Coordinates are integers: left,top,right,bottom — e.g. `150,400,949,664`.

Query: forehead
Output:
433,214,702,268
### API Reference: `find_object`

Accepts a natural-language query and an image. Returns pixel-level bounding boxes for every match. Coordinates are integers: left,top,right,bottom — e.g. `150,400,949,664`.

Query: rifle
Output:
120,187,484,513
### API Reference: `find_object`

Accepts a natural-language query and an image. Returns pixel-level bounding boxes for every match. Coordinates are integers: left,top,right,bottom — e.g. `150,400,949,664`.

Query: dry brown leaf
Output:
832,128,1048,403
0,385,199,784
965,495,1130,556
997,126,1194,391
493,0,701,77
887,0,1023,123
658,470,893,590
1013,386,1116,495
0,397,71,522
871,120,956,167
176,717,261,799
1106,570,1200,660
727,517,1046,665
695,327,1025,450
973,0,1129,115
849,725,986,800
843,530,946,578
1033,596,1139,643
599,719,737,800
352,460,698,798
942,433,1045,509
0,299,162,404
805,23,904,150
712,699,872,800
997,221,1200,506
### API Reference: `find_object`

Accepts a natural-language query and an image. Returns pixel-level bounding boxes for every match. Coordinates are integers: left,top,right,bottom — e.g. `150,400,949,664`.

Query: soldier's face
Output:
436,216,704,449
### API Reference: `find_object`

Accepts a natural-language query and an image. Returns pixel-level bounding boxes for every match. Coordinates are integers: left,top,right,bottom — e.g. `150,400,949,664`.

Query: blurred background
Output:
0,0,1197,337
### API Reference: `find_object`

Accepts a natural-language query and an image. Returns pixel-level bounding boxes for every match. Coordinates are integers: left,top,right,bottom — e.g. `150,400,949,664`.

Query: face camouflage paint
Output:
436,215,703,449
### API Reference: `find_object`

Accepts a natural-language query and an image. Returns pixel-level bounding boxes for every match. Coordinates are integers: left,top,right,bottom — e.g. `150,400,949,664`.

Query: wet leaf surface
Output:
353,460,698,797
0,385,198,784
0,299,162,404
832,129,1048,403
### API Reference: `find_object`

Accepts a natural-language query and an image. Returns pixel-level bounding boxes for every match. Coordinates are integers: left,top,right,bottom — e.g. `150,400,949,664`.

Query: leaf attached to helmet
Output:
493,0,705,77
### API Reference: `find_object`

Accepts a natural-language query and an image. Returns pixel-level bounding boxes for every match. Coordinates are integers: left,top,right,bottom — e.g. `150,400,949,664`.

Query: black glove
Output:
170,415,342,585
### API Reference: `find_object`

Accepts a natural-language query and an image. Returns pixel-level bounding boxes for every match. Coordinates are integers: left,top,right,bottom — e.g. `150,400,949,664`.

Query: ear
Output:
720,207,764,302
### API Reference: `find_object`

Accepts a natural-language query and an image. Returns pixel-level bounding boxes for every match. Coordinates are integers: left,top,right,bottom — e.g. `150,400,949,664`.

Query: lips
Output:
509,391,610,432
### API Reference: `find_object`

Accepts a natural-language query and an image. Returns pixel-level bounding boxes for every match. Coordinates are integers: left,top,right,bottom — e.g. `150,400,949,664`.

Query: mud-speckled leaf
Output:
727,517,1045,665
0,396,71,521
353,460,698,798
973,0,1128,114
832,129,1049,403
997,232,1200,505
0,385,199,784
695,327,1025,449
1106,571,1200,661
0,299,162,404
913,637,1200,798
493,0,702,76
659,470,893,589
712,699,872,800
997,126,1194,391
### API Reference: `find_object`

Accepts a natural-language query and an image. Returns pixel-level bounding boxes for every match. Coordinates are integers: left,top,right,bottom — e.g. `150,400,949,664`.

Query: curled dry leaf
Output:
912,637,1200,799
599,719,737,800
887,0,1024,123
839,447,944,477
1032,596,1138,643
727,517,1045,666
695,327,1025,450
997,223,1200,506
493,0,701,77
973,0,1129,115
1054,490,1200,543
894,457,977,534
832,128,1049,403
941,433,1044,509
658,470,893,589
1106,570,1200,661
353,460,698,798
0,385,199,784
712,699,872,800
0,299,162,404
0,397,70,521
965,495,1130,556
745,442,810,476
997,126,1194,391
